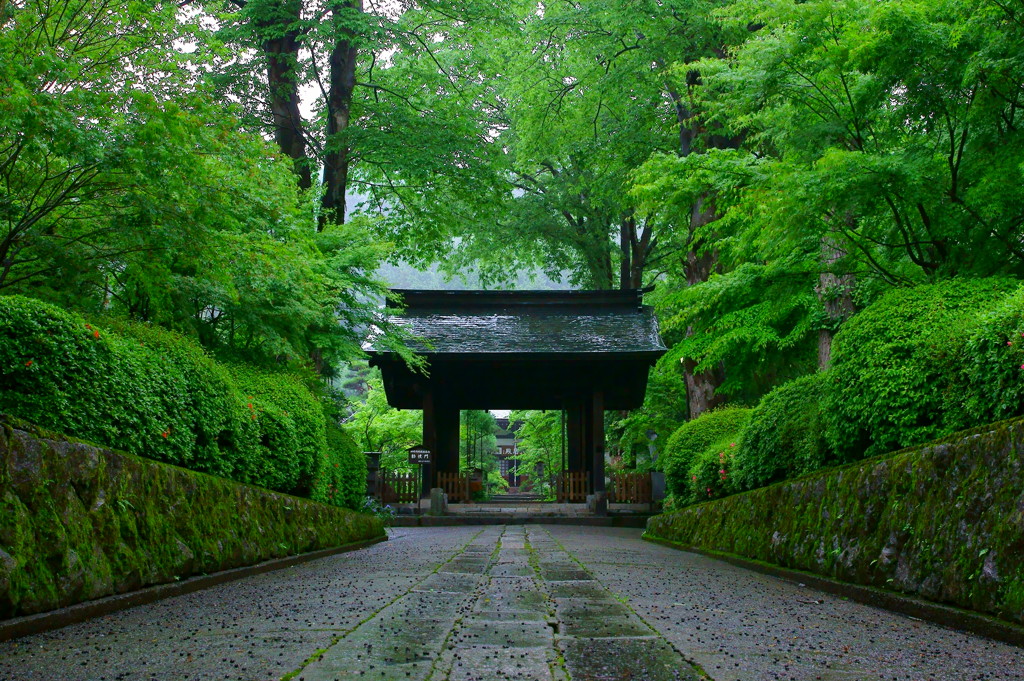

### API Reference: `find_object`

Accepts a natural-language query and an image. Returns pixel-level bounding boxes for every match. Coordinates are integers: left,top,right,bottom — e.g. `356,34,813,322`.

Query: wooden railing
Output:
437,471,469,503
379,471,418,504
557,471,589,503
609,471,652,504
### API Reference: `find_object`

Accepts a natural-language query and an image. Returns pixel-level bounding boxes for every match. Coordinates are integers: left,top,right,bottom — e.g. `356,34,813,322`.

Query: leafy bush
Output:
0,295,364,507
823,279,1018,460
663,406,751,498
955,286,1024,427
734,373,831,491
233,365,326,496
683,435,742,504
313,425,367,510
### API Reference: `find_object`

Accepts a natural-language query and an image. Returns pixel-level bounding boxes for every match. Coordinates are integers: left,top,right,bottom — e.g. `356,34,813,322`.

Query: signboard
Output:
408,444,432,465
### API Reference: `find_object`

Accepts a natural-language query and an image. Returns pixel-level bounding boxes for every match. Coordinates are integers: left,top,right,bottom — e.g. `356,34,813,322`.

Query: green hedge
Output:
663,407,751,501
684,435,741,503
823,279,1018,460
734,373,830,491
0,295,365,507
314,425,367,510
956,287,1024,428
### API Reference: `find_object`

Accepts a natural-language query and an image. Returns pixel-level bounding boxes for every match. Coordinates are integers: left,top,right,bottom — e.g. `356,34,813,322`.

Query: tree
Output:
459,410,504,495
345,369,421,473
0,0,393,372
508,410,564,498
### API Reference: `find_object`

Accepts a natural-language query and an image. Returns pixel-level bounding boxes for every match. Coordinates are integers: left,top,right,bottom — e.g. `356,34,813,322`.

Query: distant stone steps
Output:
483,493,546,503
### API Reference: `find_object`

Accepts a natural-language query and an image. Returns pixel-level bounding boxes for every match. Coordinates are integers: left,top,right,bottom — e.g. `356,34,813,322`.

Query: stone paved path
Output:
1,526,1023,681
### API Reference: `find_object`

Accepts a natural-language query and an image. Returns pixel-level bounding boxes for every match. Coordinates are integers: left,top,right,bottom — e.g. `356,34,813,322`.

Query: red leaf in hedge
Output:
25,360,32,366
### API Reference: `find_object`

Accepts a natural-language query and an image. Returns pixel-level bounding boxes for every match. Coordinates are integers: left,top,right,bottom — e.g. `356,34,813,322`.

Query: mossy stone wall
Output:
0,415,384,619
646,418,1024,625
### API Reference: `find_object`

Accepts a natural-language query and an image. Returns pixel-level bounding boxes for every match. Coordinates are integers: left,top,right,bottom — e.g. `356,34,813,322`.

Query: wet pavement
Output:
1,526,1022,680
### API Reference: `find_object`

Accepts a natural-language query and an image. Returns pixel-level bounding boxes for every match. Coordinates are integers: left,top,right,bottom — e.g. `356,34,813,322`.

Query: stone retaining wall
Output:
0,415,384,619
646,418,1024,624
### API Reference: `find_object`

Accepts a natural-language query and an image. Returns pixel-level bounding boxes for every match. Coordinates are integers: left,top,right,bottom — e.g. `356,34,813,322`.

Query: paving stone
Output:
415,572,483,594
540,567,593,581
489,562,535,577
454,619,553,647
561,637,702,681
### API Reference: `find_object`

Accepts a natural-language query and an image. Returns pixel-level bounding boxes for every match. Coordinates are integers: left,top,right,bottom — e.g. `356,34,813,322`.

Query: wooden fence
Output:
609,471,652,504
379,471,418,504
437,472,469,503
557,471,589,503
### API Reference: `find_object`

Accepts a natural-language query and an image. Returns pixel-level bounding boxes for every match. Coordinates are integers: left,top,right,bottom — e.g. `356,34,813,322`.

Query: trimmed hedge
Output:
0,295,365,507
684,435,742,503
823,278,1018,461
0,415,383,618
956,287,1024,428
663,407,751,502
734,373,830,492
646,417,1024,626
315,425,367,510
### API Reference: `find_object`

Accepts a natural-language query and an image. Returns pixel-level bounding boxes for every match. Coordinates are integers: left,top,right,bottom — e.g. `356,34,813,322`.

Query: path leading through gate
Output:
1,526,1021,681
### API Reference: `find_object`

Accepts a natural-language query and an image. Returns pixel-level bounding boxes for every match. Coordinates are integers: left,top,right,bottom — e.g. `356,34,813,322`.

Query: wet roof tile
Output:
370,289,666,356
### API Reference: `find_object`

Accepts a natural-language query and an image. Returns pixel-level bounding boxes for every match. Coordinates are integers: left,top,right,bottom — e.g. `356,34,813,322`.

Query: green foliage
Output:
954,287,1024,428
655,258,821,401
508,410,564,498
345,368,422,473
0,0,392,374
313,426,367,511
734,373,831,491
231,365,326,496
663,407,752,499
615,350,689,470
683,436,742,505
0,295,364,506
460,410,504,495
824,279,1018,460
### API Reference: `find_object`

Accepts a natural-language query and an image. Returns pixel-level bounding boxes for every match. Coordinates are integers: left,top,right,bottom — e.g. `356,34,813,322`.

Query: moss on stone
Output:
0,415,384,619
646,416,1024,625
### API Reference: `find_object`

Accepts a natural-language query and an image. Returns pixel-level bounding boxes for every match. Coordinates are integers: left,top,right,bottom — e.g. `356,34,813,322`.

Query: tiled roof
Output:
369,289,666,357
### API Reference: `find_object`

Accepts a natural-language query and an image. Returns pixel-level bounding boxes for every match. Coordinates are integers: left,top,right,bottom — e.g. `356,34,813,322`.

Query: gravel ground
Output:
0,525,1021,681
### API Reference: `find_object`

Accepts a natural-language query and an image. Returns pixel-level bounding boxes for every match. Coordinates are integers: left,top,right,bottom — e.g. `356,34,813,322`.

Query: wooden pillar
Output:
566,399,585,472
581,397,594,485
434,403,460,485
421,391,436,498
590,390,605,495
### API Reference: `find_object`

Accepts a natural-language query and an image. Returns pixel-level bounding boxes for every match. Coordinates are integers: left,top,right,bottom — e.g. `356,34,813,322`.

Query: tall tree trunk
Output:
816,232,856,370
682,194,726,419
261,0,312,190
618,214,654,290
619,217,632,290
668,74,740,419
320,0,362,230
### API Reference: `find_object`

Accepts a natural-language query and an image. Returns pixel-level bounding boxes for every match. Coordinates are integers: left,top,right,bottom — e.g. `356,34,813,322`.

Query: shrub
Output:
955,286,1024,428
663,406,751,498
823,279,1017,461
102,319,256,479
232,366,326,496
683,435,742,504
313,425,367,510
734,373,831,491
0,294,364,507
